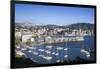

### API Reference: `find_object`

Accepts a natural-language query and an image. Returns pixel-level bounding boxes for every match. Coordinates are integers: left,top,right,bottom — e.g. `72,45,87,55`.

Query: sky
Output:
15,4,95,26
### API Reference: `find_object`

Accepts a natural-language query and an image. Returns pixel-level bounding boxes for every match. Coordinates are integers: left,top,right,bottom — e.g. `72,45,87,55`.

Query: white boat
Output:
38,49,44,52
28,50,32,53
85,51,90,58
32,52,38,55
45,50,51,54
55,53,59,56
21,48,27,51
56,60,60,63
43,56,52,60
28,47,36,50
64,55,68,58
52,52,56,55
56,47,63,50
64,48,68,51
81,49,89,54
46,46,52,49
81,49,90,58
86,54,90,58
81,49,85,52
38,54,44,57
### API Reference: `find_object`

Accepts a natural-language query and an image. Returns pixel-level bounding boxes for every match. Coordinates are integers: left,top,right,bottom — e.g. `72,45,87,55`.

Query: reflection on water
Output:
16,36,95,64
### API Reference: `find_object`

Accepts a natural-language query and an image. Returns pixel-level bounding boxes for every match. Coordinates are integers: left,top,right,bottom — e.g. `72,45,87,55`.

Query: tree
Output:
15,39,21,45
26,39,31,45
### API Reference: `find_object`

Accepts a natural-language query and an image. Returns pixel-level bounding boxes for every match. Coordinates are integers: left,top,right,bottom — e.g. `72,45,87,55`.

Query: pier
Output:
30,36,84,45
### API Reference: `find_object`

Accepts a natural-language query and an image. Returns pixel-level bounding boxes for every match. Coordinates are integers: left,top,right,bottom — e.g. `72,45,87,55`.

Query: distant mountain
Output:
66,23,94,30
15,23,94,30
15,23,34,29
42,24,59,28
42,23,94,30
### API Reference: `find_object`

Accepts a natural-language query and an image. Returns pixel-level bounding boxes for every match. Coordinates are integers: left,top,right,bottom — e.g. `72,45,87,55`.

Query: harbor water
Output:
16,36,95,64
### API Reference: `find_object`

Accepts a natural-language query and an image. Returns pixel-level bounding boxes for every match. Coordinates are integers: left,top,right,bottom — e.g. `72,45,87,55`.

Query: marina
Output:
15,36,95,64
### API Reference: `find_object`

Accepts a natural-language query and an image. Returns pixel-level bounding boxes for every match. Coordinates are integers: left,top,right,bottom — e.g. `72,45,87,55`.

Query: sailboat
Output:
43,56,52,60
64,48,68,58
21,47,27,51
63,40,68,62
32,51,38,55
64,48,68,51
28,50,32,53
52,52,56,55
80,36,90,58
56,59,60,63
56,47,63,50
46,45,52,49
28,46,36,50
56,46,61,63
43,46,52,62
38,49,45,52
64,55,68,58
38,54,44,57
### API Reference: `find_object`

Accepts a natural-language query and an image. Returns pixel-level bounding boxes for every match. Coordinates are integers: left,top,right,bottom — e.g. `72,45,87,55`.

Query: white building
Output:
22,34,33,43
15,32,21,38
31,38,35,42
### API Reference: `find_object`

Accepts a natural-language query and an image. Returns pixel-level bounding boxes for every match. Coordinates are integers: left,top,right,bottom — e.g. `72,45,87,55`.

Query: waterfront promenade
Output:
29,36,84,46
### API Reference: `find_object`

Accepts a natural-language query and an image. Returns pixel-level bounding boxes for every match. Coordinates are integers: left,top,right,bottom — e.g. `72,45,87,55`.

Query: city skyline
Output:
15,4,95,26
